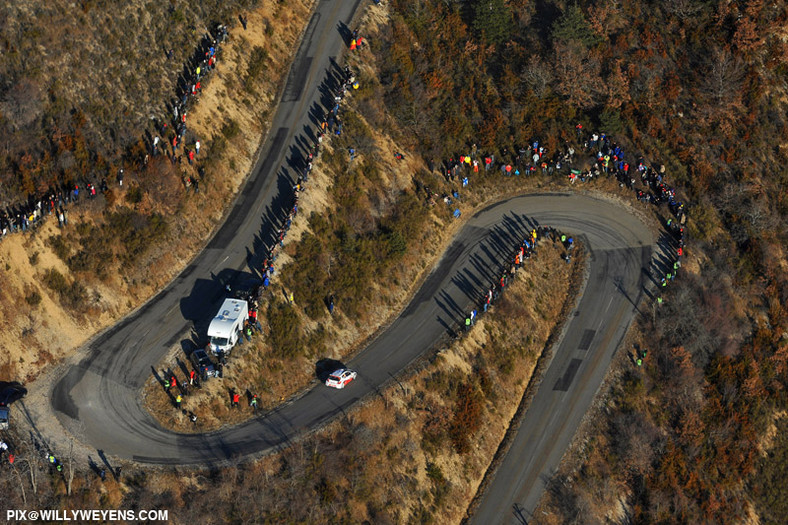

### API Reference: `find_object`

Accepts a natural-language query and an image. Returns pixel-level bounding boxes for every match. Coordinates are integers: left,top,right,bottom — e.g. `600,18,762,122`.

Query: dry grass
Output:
141,0,669,434
0,0,315,383
242,240,577,523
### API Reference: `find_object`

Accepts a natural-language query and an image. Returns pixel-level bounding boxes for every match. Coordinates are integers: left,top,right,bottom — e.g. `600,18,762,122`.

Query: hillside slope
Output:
0,0,315,381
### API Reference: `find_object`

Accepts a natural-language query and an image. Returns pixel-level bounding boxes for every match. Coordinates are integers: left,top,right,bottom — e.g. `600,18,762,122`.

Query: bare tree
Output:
665,0,705,20
703,47,745,105
520,56,553,98
67,440,74,496
552,42,603,109
26,451,38,496
1,79,43,129
11,461,26,504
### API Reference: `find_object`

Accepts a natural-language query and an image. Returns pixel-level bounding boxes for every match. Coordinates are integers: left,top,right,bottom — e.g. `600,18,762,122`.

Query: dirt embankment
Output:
0,0,315,383
139,0,671,436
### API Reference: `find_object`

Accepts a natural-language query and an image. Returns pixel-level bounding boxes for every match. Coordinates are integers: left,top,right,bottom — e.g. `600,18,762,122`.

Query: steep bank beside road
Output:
3,193,651,525
0,0,315,383
48,193,654,466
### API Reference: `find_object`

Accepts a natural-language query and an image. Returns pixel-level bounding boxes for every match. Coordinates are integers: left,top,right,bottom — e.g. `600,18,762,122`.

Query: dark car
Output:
190,349,219,378
0,382,26,430
0,383,26,405
232,277,263,305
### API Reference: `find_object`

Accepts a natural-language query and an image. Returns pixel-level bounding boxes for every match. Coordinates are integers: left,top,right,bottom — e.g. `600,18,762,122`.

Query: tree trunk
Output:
27,453,37,494
13,463,27,504
67,441,74,496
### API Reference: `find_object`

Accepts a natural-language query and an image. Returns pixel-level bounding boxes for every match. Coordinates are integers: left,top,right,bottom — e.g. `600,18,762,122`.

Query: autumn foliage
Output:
376,0,788,521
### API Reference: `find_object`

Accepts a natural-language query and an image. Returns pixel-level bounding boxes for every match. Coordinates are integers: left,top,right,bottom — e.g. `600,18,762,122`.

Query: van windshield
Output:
211,336,229,347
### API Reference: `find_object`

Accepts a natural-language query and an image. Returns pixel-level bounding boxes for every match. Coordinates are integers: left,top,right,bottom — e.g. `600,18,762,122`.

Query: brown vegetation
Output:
1,0,787,522
139,3,648,433
0,0,315,382
1,237,577,524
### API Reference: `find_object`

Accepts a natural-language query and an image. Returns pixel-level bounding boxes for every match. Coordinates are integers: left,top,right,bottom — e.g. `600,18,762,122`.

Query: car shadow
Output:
0,381,27,405
315,358,345,382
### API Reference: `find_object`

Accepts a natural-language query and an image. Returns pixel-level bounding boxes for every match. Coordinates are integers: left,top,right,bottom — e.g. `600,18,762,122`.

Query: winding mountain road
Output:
43,0,656,521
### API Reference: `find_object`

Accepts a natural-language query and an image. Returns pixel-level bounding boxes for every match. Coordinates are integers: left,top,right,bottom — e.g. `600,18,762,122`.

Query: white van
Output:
207,298,249,355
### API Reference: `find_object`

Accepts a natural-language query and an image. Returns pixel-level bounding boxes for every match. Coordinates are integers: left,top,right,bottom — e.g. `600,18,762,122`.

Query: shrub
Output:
384,230,407,257
425,462,445,484
267,300,303,358
206,134,228,167
106,209,168,264
448,382,484,454
221,119,241,140
421,405,450,455
42,268,87,311
25,288,42,307
48,234,71,262
125,184,143,204
43,267,69,295
244,46,269,93
599,107,624,135
104,188,117,207
315,477,336,504
283,233,328,318
551,5,604,49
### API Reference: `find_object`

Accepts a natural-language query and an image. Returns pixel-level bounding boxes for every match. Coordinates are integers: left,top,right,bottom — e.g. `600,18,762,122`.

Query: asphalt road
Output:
468,198,653,525
45,0,656,518
52,193,653,468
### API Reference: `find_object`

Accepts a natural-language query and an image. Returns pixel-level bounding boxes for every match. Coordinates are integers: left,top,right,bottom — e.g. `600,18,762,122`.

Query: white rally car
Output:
325,369,357,389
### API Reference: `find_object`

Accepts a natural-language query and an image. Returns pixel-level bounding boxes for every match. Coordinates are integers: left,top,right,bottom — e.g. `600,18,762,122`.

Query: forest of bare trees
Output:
375,0,788,521
1,0,787,522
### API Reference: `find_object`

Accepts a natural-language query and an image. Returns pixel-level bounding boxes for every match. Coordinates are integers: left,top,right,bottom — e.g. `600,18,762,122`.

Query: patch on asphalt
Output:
554,358,583,392
283,57,312,102
578,329,596,351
